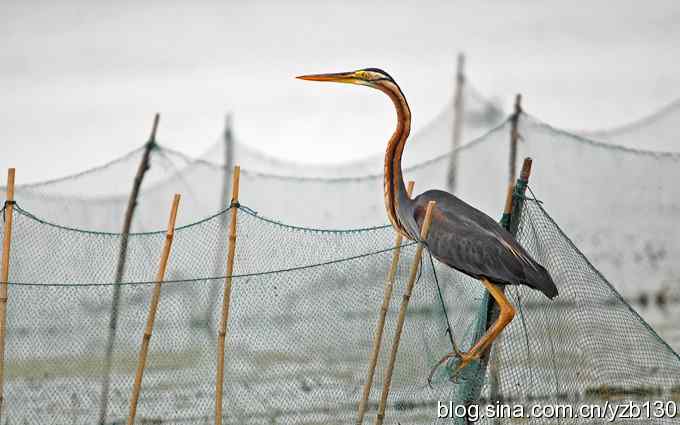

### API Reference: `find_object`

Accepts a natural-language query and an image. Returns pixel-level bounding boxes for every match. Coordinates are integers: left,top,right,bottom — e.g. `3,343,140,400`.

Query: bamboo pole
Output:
455,182,517,425
510,158,533,234
447,53,465,193
461,158,533,425
0,168,16,419
508,94,522,185
127,193,181,425
98,113,160,425
500,184,515,229
355,181,415,425
375,200,437,425
483,183,515,418
214,165,241,425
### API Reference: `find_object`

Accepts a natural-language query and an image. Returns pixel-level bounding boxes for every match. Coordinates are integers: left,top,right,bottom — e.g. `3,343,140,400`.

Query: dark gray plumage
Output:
408,190,558,299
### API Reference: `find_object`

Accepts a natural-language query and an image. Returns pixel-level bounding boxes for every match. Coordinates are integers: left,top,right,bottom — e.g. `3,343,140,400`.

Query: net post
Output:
462,158,533,423
375,200,436,425
223,114,234,206
148,113,160,147
203,115,236,337
127,194,180,425
0,168,16,419
508,94,522,185
446,53,466,193
98,113,160,425
510,158,532,235
215,165,240,425
356,180,415,425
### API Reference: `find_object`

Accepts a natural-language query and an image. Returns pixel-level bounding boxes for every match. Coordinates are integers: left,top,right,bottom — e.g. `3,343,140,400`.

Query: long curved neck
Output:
380,82,413,238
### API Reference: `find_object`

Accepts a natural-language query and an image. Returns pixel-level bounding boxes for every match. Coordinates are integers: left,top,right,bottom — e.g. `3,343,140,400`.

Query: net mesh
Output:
476,198,680,424
0,190,679,424
0,80,506,233
1,78,679,423
578,98,680,153
3,105,680,347
197,81,505,178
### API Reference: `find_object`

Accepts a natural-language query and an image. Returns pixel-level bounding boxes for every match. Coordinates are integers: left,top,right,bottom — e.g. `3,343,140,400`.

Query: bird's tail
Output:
524,261,558,299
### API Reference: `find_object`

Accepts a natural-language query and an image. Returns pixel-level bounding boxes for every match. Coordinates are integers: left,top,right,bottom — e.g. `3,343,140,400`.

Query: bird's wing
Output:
412,190,557,298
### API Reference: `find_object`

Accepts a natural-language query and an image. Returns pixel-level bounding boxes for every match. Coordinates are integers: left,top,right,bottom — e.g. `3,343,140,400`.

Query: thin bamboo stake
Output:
510,157,533,235
447,53,465,193
355,180,415,425
99,113,160,425
467,158,533,425
375,200,437,425
455,182,518,425
215,165,241,425
127,194,180,425
501,184,515,226
485,183,515,417
508,94,522,185
0,168,16,419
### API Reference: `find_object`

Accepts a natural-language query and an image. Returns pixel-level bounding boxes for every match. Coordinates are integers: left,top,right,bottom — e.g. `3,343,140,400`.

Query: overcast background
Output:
1,0,679,183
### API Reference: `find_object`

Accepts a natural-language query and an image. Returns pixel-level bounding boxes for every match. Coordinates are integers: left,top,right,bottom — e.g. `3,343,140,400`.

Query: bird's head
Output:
296,67,398,91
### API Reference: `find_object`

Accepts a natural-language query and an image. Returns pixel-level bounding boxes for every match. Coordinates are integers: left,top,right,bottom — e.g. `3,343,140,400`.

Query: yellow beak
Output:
296,71,361,84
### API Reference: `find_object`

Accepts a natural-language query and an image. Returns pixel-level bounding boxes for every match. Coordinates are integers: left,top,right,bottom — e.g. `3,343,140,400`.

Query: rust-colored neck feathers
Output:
378,81,412,238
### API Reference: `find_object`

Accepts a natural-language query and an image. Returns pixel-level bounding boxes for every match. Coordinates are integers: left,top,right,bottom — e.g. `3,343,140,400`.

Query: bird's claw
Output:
427,350,480,387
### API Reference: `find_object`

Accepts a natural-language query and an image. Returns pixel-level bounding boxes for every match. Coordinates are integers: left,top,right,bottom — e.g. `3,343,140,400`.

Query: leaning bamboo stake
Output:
375,200,436,425
446,53,465,193
0,168,16,419
99,114,160,425
500,183,515,229
215,165,240,425
461,158,533,425
508,94,522,184
454,182,517,425
127,194,180,425
355,180,415,425
484,183,515,408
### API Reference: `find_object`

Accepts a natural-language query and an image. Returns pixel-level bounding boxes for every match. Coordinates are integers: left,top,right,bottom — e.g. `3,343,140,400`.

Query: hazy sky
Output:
2,0,679,182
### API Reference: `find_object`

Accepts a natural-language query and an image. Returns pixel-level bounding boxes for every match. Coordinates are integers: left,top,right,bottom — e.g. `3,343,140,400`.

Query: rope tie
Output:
2,200,15,222
514,192,542,204
239,205,258,215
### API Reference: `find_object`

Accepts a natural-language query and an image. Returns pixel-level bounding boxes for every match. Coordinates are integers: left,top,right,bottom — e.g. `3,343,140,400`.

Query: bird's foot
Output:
447,350,480,382
428,350,480,387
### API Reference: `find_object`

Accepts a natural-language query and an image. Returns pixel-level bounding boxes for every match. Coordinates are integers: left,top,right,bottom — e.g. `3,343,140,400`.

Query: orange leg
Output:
428,278,515,385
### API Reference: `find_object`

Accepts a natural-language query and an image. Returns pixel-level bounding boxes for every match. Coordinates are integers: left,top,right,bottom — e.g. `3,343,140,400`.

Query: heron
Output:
297,68,558,382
